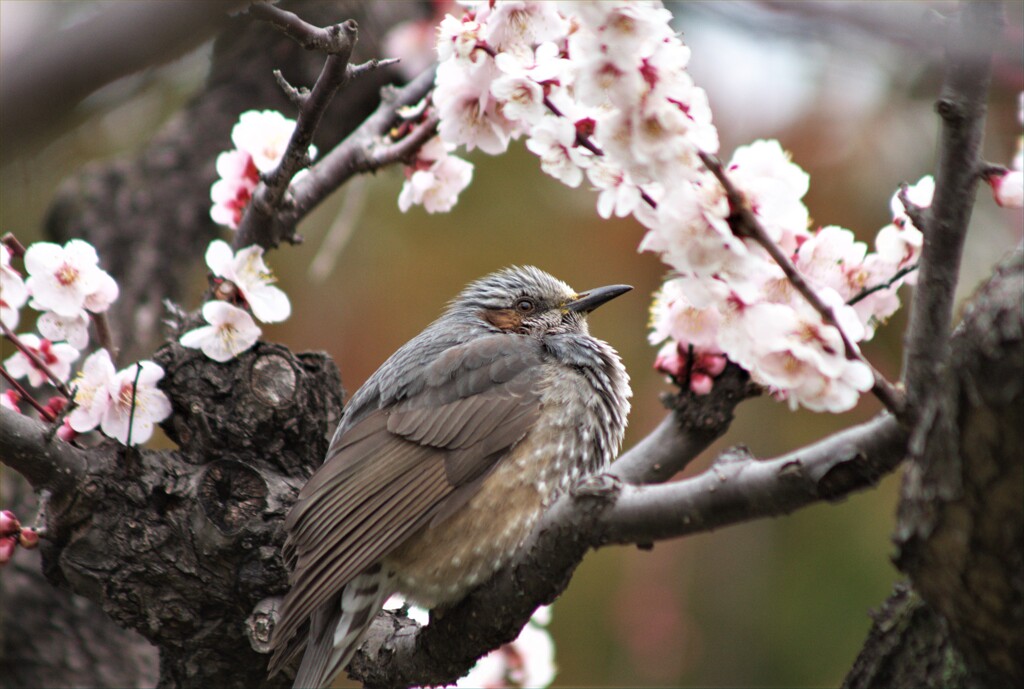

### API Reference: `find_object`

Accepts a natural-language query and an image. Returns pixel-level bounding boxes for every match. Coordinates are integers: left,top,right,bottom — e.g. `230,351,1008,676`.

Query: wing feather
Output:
272,334,546,656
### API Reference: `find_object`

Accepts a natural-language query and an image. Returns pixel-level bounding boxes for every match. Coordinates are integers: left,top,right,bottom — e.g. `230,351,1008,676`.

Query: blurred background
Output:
2,1,1021,686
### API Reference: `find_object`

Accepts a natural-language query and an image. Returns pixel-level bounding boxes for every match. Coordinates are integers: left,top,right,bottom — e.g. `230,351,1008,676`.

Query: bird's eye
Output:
515,298,536,314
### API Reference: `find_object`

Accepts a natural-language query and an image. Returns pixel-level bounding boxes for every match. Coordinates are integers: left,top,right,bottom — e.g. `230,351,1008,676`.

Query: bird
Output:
268,265,632,688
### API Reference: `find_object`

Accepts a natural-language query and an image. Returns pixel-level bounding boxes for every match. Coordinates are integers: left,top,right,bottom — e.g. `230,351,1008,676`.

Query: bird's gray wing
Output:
272,334,544,652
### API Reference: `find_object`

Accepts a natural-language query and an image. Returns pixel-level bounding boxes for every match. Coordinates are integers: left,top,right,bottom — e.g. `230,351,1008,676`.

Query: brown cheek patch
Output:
482,308,523,332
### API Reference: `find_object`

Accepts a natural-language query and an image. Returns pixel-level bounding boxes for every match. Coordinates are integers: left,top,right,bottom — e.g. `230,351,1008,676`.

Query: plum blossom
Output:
205,240,290,323
525,115,591,187
1,389,21,413
3,334,79,386
491,43,569,126
211,149,259,229
101,361,172,445
654,341,727,395
210,110,317,229
1,245,28,330
180,301,262,362
483,1,567,51
37,310,91,350
398,137,475,214
587,159,643,219
67,349,171,445
435,59,516,155
727,139,811,254
436,13,487,64
68,348,117,433
23,240,118,318
983,92,1023,208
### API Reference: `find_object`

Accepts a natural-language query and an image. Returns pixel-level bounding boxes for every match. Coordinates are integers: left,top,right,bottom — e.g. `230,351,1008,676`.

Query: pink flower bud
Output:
0,510,20,537
57,420,79,443
18,527,40,549
0,536,16,565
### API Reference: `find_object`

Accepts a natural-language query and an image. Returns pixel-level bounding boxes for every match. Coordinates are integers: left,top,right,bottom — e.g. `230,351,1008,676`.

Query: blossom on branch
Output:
68,348,172,446
205,240,290,323
398,137,475,214
179,301,262,363
210,110,318,229
3,333,79,386
22,239,118,319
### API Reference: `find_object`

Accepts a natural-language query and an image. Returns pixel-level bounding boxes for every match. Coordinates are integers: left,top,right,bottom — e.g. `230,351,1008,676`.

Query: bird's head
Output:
448,265,631,337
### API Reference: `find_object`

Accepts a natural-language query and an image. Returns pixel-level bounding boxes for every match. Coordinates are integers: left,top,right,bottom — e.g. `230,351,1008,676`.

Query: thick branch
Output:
598,414,907,544
900,2,998,416
348,412,909,688
0,408,88,494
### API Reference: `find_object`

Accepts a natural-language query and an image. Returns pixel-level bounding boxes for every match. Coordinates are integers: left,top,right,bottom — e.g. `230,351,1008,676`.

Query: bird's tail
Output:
291,565,393,689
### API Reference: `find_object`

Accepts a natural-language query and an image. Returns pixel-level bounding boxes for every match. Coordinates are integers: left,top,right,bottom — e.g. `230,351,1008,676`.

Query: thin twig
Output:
0,322,73,398
91,312,118,363
848,262,920,306
235,11,360,250
0,367,56,422
699,151,905,416
1,233,27,259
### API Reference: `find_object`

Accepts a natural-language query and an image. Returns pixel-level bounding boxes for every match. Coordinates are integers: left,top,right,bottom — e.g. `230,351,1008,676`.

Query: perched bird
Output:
268,266,632,688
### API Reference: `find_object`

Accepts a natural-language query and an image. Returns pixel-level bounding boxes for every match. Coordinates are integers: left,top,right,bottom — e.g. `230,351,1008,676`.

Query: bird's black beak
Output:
566,284,633,314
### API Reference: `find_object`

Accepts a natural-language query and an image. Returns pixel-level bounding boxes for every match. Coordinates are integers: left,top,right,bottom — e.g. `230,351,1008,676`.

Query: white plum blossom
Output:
587,159,643,219
67,349,172,445
231,110,314,174
205,240,291,323
435,59,516,155
23,240,118,318
100,361,172,445
1,245,28,330
3,333,79,387
426,1,922,413
398,137,475,214
68,348,118,433
727,139,811,254
989,169,1024,208
436,13,486,64
483,1,567,51
180,301,262,362
525,115,590,187
37,310,91,350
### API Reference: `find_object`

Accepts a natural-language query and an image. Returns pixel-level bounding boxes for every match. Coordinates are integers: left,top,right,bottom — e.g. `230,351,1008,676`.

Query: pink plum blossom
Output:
205,240,291,323
179,301,262,362
398,137,475,214
3,334,79,386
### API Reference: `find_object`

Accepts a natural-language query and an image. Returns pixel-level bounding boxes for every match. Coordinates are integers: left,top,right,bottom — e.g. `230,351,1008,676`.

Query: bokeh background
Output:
2,2,1022,686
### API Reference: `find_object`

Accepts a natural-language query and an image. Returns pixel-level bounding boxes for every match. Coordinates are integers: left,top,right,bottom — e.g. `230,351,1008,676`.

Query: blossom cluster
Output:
419,0,930,412
387,595,556,689
210,110,317,229
178,240,290,362
2,240,172,445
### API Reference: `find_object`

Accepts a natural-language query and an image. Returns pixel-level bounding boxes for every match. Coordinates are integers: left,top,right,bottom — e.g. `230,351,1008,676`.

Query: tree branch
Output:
285,66,438,222
598,414,907,545
900,2,999,418
0,408,88,495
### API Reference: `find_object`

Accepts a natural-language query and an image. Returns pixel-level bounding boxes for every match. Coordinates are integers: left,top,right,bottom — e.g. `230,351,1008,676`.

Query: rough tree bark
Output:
1,2,1021,688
